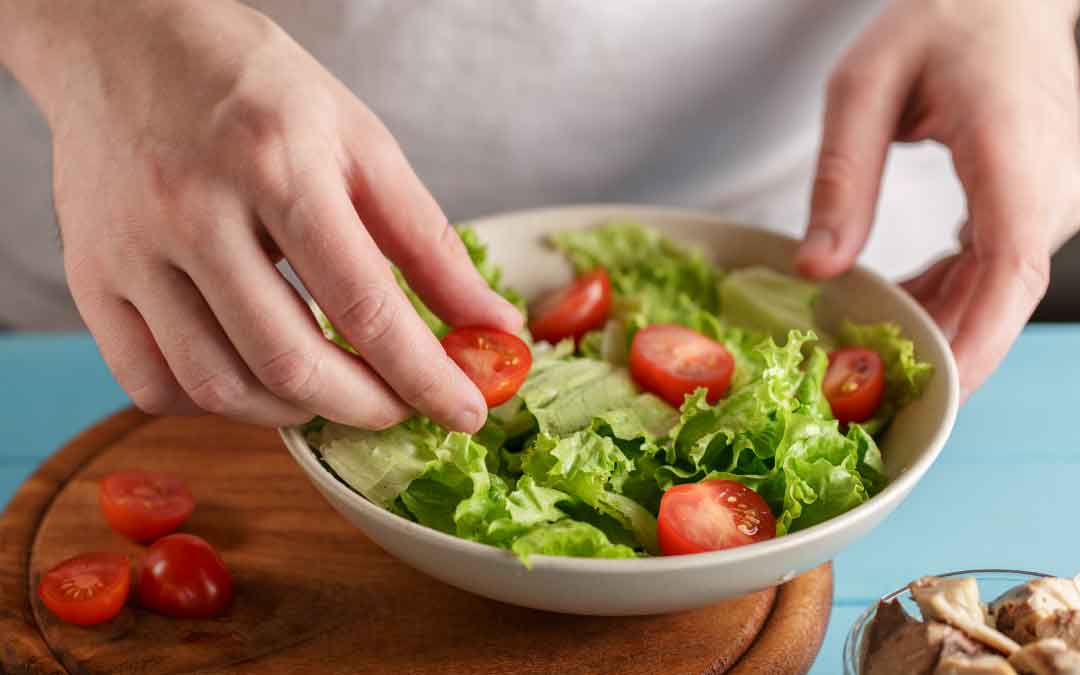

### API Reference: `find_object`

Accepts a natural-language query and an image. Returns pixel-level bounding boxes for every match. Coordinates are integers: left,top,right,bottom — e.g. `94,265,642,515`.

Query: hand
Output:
1,1,521,430
795,0,1080,400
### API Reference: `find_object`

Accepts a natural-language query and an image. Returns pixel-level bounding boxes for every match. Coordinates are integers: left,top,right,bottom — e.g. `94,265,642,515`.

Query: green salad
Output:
303,223,932,564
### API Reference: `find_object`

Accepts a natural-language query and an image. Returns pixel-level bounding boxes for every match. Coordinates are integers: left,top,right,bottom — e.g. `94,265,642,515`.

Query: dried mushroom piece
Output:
864,600,984,673
1008,638,1080,675
991,578,1080,649
1032,611,1080,651
912,576,1021,655
935,653,1018,675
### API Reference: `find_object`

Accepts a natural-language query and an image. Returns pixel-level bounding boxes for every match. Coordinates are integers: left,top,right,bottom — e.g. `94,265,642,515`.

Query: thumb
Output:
796,47,919,279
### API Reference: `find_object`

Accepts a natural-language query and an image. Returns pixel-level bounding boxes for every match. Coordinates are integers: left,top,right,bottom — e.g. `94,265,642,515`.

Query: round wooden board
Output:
0,411,832,675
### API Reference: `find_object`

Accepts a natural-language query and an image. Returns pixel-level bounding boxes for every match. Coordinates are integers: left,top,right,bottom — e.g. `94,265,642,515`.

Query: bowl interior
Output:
282,204,959,578
842,569,1051,675
470,204,958,482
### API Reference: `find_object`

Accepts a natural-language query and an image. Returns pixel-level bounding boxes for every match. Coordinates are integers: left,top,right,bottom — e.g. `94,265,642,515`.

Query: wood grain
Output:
0,408,148,675
727,563,834,675
1,411,832,674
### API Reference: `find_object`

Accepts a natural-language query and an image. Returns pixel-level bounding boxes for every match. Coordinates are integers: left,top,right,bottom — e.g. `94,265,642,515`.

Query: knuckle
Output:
186,372,248,416
351,124,405,181
217,92,289,161
256,348,321,403
127,380,184,416
399,369,446,409
433,219,467,261
826,63,870,102
397,218,462,270
811,148,859,214
1004,251,1051,302
364,405,410,431
338,285,397,347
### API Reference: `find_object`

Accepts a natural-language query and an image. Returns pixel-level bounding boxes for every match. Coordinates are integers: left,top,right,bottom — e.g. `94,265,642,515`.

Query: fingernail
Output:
497,297,525,332
459,405,486,433
800,227,836,258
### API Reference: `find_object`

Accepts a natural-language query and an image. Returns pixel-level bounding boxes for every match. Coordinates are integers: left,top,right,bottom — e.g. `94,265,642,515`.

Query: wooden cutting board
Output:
0,410,832,674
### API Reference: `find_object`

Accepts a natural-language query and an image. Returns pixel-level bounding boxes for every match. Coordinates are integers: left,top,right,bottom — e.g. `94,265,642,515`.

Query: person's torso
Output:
0,0,962,329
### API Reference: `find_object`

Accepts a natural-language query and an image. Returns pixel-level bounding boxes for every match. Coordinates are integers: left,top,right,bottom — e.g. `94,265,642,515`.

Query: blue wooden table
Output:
2,326,1078,673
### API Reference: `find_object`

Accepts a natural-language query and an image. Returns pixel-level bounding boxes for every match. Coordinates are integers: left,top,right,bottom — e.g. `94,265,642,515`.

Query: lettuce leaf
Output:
720,266,827,346
510,521,637,566
764,414,887,534
550,222,721,312
314,418,444,508
795,346,834,421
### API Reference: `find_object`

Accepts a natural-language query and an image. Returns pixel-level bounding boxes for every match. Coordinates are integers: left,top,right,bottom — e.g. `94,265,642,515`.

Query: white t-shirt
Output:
0,0,964,329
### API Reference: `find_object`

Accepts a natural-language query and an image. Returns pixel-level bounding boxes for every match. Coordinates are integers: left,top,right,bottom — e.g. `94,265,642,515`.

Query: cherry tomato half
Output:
528,269,612,344
823,347,885,424
657,480,776,556
441,327,532,408
99,471,195,543
629,324,735,408
38,552,131,625
136,534,234,619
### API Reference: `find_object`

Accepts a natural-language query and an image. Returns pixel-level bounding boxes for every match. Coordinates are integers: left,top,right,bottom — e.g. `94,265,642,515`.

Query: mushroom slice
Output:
862,600,952,675
935,653,1018,675
912,576,1021,655
991,578,1080,647
1008,638,1080,675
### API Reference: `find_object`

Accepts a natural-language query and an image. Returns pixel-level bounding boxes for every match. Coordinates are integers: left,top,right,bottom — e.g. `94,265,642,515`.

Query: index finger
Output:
345,114,523,333
259,162,488,433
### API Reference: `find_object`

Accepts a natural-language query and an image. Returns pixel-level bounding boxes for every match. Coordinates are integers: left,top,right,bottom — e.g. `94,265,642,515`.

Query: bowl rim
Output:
278,203,961,573
841,568,1053,675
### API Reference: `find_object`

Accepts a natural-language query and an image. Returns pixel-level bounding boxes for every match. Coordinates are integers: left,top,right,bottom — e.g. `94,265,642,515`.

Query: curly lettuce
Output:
305,222,932,562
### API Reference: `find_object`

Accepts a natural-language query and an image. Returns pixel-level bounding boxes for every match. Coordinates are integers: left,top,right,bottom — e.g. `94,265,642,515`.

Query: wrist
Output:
0,0,184,127
0,1,96,124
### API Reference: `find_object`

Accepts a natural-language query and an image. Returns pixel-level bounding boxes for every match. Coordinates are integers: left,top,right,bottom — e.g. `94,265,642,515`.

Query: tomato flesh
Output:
657,480,776,556
529,269,612,344
629,324,735,408
442,327,532,408
38,552,131,625
137,534,233,618
99,471,195,543
823,347,885,424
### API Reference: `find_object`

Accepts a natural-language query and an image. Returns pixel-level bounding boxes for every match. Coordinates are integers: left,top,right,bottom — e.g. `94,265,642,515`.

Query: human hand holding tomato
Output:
0,0,520,432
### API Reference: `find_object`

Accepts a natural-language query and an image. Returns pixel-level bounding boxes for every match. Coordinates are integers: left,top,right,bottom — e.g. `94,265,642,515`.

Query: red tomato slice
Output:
528,269,612,344
657,480,776,556
823,347,885,424
99,471,195,543
629,324,735,408
441,327,532,407
137,534,234,619
38,552,131,625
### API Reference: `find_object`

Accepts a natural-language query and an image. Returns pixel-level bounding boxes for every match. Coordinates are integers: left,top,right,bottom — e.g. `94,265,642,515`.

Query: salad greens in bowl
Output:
279,205,959,615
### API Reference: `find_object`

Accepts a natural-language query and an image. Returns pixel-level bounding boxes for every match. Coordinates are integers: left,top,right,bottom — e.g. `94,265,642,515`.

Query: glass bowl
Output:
843,568,1051,674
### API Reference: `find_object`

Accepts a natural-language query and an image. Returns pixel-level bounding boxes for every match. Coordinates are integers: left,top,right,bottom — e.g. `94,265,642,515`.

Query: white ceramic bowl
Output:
279,204,960,616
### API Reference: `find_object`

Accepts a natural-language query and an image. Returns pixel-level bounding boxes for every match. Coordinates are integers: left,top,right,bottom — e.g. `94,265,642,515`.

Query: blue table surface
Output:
2,326,1078,673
